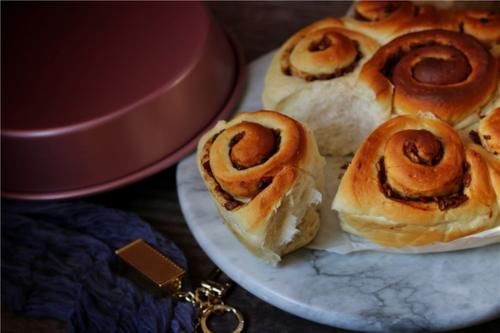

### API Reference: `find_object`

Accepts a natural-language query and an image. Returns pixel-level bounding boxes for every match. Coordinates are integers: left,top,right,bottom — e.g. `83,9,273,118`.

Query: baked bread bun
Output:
332,115,500,247
343,1,456,44
262,18,382,155
197,111,325,264
360,29,499,129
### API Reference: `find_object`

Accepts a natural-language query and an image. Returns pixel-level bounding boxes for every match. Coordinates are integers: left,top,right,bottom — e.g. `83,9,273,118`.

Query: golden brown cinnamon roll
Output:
197,111,325,264
333,115,499,247
262,18,381,155
360,29,499,128
343,1,457,44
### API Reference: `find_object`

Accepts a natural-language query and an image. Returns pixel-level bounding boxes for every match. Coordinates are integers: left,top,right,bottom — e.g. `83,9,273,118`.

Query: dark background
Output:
3,1,500,332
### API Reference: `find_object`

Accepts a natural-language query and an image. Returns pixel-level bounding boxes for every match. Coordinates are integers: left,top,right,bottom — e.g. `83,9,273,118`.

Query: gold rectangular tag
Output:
115,239,185,291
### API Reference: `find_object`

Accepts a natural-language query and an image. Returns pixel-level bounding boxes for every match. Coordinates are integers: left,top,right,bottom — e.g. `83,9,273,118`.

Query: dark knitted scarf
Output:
2,200,194,333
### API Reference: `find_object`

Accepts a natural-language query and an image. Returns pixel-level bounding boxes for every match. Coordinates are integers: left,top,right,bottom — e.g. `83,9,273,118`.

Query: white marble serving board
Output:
176,52,500,332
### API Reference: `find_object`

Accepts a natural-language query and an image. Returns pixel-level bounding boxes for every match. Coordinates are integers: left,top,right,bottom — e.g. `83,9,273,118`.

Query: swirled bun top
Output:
360,29,498,127
383,128,463,198
287,29,358,79
208,111,308,198
228,122,277,169
278,18,378,82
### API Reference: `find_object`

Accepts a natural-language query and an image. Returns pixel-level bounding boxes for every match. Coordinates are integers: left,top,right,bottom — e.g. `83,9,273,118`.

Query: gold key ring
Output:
200,304,245,333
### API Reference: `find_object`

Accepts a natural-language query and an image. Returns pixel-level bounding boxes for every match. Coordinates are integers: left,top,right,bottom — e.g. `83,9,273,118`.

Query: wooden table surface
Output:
3,1,500,332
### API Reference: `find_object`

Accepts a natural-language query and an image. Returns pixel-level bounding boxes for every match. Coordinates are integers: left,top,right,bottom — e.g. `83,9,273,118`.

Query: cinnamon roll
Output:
360,29,499,128
197,111,325,264
262,18,382,155
343,1,456,44
332,115,499,247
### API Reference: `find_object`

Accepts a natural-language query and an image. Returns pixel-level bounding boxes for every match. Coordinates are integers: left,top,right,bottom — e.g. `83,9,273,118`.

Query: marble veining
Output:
176,52,500,332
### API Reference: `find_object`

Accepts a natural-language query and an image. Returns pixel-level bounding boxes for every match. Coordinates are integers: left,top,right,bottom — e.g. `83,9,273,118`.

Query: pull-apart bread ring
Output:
333,115,500,248
343,1,457,44
197,111,325,264
360,29,499,129
263,18,382,155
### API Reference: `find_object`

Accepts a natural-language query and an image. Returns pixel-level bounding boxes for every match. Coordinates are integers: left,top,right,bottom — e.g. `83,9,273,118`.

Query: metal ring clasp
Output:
200,304,245,333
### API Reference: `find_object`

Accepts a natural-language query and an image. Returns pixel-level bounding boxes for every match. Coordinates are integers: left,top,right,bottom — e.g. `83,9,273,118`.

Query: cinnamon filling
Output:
381,49,405,79
377,157,470,210
257,176,273,191
214,184,243,211
354,10,371,22
308,36,332,52
224,201,242,211
301,52,363,81
469,131,499,155
202,161,213,177
228,132,245,149
202,154,243,211
469,130,482,145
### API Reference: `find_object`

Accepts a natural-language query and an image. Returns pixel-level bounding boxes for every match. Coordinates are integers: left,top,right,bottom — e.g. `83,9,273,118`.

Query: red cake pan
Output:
2,1,245,200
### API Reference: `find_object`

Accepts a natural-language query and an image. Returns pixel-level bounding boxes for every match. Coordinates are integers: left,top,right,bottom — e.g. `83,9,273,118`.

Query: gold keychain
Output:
116,239,244,333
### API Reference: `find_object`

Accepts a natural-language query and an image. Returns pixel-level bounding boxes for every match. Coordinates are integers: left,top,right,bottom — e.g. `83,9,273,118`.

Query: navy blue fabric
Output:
1,200,195,333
